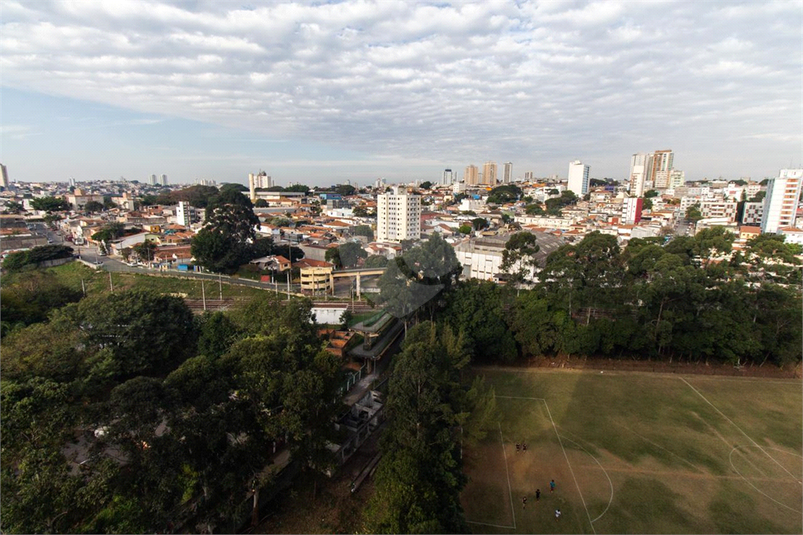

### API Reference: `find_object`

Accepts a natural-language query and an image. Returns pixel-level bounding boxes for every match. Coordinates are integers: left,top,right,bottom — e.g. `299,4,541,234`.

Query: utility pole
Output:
108,271,113,292
218,273,223,301
81,278,86,296
287,242,291,301
202,280,207,311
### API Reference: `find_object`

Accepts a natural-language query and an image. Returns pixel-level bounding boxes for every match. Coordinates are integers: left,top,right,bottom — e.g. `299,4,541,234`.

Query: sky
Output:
1,0,801,186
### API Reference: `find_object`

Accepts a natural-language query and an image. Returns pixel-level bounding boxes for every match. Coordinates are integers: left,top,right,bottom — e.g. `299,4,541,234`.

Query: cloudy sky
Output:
1,0,800,186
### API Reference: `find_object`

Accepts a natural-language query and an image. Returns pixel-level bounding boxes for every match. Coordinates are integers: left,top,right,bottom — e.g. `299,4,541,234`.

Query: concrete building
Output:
442,169,454,185
464,165,479,186
0,163,8,188
524,171,534,182
502,162,513,184
628,153,651,197
454,232,564,281
160,174,168,186
700,199,739,222
742,201,764,225
622,197,644,225
482,161,498,186
149,174,157,186
176,201,195,227
669,169,685,189
651,150,674,189
567,160,590,197
376,186,421,242
761,169,803,234
248,170,273,201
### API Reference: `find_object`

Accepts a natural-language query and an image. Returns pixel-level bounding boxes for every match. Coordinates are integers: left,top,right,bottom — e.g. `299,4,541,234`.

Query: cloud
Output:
1,0,801,180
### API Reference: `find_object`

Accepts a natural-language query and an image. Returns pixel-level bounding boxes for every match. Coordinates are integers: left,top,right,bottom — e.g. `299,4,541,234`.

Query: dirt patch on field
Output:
514,355,802,379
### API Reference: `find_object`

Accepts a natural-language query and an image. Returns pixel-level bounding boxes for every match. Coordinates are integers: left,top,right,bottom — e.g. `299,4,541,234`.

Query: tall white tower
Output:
377,186,421,242
567,160,590,197
628,153,652,197
761,169,803,233
503,162,513,184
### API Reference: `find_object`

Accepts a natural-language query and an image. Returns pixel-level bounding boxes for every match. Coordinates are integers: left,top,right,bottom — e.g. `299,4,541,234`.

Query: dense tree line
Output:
438,230,802,367
1,288,341,533
2,244,75,272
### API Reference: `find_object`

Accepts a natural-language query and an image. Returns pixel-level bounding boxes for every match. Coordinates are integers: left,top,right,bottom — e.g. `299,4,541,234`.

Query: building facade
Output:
248,171,273,201
376,186,421,242
503,162,513,184
628,153,651,197
669,169,685,189
567,160,590,197
0,163,8,188
622,196,644,225
464,165,478,186
442,169,453,185
482,161,498,186
761,168,803,233
651,150,674,189
176,201,195,227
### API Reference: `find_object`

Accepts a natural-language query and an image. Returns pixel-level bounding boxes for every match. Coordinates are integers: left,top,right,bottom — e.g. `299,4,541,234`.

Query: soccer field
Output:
461,368,803,534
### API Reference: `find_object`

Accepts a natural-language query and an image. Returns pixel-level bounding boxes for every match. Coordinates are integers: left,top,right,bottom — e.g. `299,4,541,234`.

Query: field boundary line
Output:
681,377,800,484
729,446,803,514
542,400,596,534
690,412,769,477
466,520,516,530
495,395,546,401
499,422,517,530
559,435,614,524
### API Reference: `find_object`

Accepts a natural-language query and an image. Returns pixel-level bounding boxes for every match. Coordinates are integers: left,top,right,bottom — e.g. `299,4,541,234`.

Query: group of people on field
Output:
517,442,561,520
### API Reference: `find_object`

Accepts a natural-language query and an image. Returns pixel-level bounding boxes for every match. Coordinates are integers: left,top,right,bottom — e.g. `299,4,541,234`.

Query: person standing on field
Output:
535,489,541,501
550,479,556,492
555,508,561,521
522,496,527,509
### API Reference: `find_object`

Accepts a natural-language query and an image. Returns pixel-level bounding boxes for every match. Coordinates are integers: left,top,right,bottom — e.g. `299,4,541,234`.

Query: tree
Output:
3,201,24,213
219,183,248,194
525,202,545,215
103,197,117,209
31,196,71,212
486,184,522,205
338,242,367,268
545,190,577,215
91,222,126,243
501,231,540,291
324,247,342,269
458,224,472,234
420,181,433,190
352,224,374,241
170,185,220,208
2,245,74,272
84,200,104,213
335,184,357,196
284,184,311,194
0,270,82,334
378,234,461,328
254,199,268,207
365,323,473,534
352,206,372,218
685,204,703,222
471,217,489,231
364,254,388,268
132,240,157,263
193,189,259,273
644,189,659,198
643,198,653,210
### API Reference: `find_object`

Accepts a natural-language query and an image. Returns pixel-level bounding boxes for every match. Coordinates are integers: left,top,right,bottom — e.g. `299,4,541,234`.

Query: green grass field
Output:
461,368,802,534
26,262,269,300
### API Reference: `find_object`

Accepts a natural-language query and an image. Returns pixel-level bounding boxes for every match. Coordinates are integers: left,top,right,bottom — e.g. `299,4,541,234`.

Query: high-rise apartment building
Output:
464,165,479,186
503,162,513,184
482,161,498,186
149,174,158,186
761,169,803,234
442,169,453,185
176,201,195,227
0,163,8,189
377,186,421,242
160,174,168,186
248,171,273,201
524,171,534,182
567,160,590,197
651,150,674,189
628,153,652,197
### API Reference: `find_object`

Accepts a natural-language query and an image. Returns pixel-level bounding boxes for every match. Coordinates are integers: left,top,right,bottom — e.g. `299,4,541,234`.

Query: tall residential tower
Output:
377,186,421,242
761,169,803,234
567,160,590,197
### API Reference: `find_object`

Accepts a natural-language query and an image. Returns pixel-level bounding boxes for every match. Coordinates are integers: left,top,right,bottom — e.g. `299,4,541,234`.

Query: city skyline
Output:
1,1,801,185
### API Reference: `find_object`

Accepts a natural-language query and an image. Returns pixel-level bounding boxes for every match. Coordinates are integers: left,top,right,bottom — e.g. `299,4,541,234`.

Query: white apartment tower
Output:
628,153,652,197
482,161,498,186
248,171,273,201
567,160,590,197
377,186,421,242
669,169,685,189
0,163,8,188
176,201,195,227
160,174,168,186
651,150,674,189
442,169,453,185
761,169,803,234
149,174,158,185
503,162,513,184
